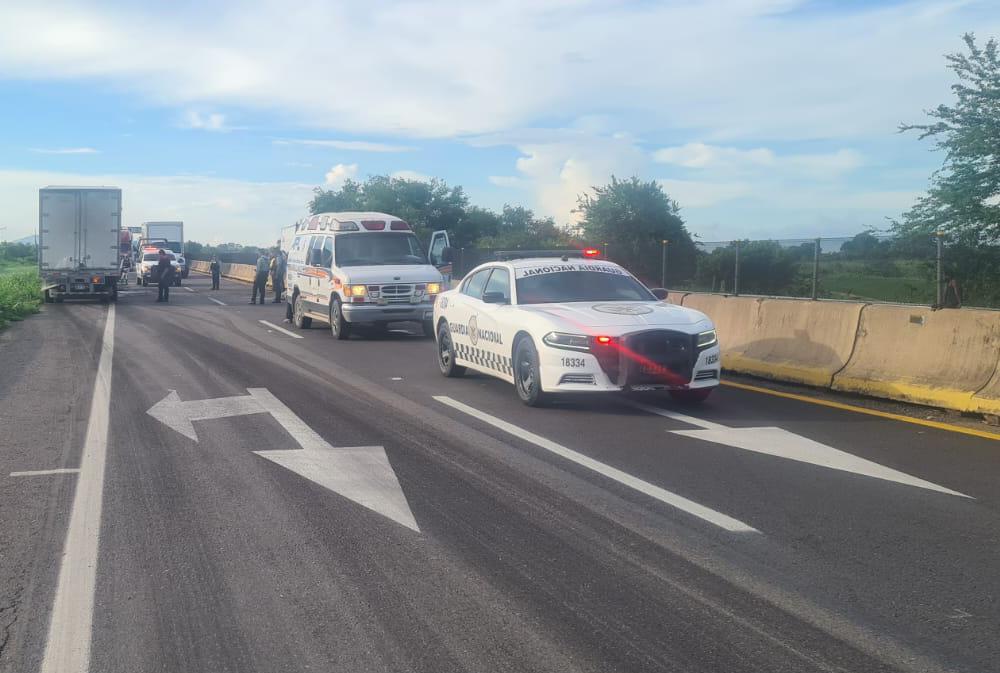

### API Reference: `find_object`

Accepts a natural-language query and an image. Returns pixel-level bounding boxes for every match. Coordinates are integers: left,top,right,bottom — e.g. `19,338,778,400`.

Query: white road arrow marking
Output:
146,388,419,531
147,390,267,441
629,402,971,498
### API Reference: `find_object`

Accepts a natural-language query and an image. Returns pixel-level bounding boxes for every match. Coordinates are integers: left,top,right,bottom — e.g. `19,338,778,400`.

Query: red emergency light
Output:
582,247,601,258
361,220,387,231
594,335,613,345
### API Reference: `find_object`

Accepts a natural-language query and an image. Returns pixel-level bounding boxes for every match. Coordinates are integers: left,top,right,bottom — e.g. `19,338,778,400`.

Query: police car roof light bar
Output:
494,249,601,262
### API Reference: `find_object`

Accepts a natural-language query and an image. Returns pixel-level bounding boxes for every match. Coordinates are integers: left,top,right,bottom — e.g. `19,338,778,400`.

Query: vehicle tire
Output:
110,288,118,303
669,388,713,404
437,322,466,378
175,278,182,287
513,337,548,407
44,290,53,304
292,294,312,329
329,297,351,340
141,279,147,287
422,318,435,338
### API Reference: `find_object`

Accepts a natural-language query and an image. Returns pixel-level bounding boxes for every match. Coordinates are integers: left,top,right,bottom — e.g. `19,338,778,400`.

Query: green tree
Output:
897,33,1000,244
695,241,799,295
576,176,695,284
309,175,470,246
478,205,571,249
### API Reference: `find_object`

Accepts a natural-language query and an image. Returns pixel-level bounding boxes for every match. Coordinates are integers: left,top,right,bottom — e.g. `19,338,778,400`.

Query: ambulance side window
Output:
321,237,334,267
307,236,323,265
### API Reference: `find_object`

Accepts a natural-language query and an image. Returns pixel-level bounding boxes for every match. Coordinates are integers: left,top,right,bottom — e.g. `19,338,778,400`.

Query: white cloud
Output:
29,147,99,155
0,169,313,246
658,179,753,208
488,175,529,189
391,170,432,182
324,163,358,188
0,1,994,139
275,139,416,153
180,110,232,132
654,143,864,178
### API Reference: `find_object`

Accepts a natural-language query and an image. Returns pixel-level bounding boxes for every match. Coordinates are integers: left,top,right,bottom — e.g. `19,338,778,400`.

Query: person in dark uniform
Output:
155,249,175,303
250,252,270,304
210,255,221,290
271,250,286,303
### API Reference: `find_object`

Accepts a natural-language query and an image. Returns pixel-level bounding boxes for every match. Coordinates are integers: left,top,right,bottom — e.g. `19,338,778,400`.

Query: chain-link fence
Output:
452,234,1000,309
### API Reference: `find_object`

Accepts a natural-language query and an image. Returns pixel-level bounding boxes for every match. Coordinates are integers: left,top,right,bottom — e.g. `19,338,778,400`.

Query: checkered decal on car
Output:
455,343,513,376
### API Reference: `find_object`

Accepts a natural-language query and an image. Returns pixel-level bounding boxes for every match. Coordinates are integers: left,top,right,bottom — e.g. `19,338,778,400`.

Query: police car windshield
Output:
515,268,654,304
335,232,428,266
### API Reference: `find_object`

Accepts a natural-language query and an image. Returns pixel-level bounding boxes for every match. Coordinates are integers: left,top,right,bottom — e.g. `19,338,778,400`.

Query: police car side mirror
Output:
650,288,669,301
482,291,507,305
441,246,453,264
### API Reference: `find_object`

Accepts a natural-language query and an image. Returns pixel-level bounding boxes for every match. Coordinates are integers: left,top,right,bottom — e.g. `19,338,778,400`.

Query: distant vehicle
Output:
432,252,721,406
137,247,181,287
143,221,186,278
285,212,451,339
38,186,122,303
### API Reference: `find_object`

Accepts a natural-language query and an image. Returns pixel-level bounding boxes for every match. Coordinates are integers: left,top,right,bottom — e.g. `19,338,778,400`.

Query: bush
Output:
0,271,42,328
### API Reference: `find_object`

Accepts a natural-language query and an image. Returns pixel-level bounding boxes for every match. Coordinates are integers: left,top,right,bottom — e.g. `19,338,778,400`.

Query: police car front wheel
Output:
437,323,465,378
513,338,548,407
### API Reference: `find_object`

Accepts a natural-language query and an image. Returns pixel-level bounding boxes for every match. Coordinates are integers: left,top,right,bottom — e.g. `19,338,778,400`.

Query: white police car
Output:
433,252,721,406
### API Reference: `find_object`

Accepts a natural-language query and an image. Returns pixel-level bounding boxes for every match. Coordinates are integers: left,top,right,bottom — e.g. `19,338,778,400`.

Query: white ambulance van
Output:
285,212,452,340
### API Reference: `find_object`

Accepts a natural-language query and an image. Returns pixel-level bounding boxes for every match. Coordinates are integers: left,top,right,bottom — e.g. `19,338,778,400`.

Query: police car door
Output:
448,268,490,374
455,266,512,382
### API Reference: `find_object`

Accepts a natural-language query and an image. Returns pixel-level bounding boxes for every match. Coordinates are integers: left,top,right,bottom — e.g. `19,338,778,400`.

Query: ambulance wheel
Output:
292,294,312,329
669,388,713,404
437,322,465,378
513,337,548,407
329,298,351,340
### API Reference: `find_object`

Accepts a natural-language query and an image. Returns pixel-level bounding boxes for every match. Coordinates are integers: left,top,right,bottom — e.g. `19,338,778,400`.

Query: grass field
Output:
0,260,36,277
0,263,41,328
805,259,935,304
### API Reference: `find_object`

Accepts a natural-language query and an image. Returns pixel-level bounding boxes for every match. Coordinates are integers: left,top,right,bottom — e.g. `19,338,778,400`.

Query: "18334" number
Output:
560,357,586,368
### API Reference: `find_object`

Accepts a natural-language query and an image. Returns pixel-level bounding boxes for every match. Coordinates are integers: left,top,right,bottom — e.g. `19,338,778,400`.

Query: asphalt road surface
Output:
1,272,998,673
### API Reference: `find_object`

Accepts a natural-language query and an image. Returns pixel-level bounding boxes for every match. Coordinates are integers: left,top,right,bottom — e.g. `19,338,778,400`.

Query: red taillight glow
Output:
389,220,410,230
582,247,600,258
595,335,613,345
361,220,386,231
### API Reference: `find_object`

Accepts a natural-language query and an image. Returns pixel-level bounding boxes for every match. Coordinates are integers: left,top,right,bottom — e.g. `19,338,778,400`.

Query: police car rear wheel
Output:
292,294,312,329
330,298,351,340
437,323,465,377
514,338,548,407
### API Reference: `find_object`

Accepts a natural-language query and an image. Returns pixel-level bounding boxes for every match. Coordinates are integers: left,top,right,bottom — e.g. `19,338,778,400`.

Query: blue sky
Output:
1,0,997,246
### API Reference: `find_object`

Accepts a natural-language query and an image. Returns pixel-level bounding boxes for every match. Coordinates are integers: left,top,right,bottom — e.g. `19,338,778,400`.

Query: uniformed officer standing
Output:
155,249,175,303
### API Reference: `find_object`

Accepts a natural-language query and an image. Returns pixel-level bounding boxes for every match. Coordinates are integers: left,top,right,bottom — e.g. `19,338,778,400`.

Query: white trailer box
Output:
39,186,122,302
143,221,186,277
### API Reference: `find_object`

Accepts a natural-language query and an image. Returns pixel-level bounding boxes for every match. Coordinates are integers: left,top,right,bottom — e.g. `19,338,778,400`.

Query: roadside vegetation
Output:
0,242,42,328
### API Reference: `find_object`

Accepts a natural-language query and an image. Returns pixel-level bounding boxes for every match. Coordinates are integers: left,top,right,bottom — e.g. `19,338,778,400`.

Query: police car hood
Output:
342,264,442,284
519,302,710,330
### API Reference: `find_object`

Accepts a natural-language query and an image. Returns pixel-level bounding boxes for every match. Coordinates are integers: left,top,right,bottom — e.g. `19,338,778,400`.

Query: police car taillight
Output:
582,247,601,258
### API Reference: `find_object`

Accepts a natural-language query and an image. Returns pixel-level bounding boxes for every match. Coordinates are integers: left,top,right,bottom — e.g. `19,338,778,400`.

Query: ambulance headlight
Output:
347,285,367,297
426,282,442,295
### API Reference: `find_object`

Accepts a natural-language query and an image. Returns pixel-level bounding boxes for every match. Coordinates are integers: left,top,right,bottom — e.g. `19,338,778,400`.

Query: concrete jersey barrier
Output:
832,304,1000,415
678,293,761,368
191,260,271,286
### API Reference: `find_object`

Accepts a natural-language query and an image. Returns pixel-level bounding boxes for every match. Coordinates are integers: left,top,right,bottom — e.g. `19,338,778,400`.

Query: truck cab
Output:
285,212,452,339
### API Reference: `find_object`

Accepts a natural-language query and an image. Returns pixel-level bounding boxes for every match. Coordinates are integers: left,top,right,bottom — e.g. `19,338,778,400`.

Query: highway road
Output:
1,272,998,673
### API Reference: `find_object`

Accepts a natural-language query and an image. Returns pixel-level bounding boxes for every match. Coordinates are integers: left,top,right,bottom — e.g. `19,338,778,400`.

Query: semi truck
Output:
38,186,122,303
143,221,187,277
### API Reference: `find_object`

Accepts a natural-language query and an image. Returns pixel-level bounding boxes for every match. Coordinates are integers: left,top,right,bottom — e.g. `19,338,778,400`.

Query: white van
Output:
285,212,452,339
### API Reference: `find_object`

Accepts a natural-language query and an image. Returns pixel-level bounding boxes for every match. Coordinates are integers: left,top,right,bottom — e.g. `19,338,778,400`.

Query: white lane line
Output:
41,303,116,673
10,468,81,477
184,286,195,293
433,396,758,533
258,319,303,339
206,296,226,306
625,400,727,430
627,401,970,498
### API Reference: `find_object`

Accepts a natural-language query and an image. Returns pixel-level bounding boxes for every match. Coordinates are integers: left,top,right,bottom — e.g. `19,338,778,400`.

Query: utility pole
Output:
733,240,741,296
811,237,821,300
660,239,669,288
935,231,943,307
603,242,609,261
